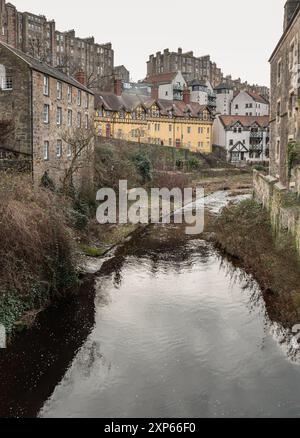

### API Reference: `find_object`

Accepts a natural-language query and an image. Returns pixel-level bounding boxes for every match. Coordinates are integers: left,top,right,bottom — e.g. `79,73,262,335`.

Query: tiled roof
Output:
95,92,211,118
0,42,93,94
219,115,270,128
144,72,178,85
246,91,269,104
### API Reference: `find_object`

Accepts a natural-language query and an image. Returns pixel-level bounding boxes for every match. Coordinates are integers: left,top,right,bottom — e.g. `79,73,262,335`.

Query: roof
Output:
95,92,212,118
0,42,93,94
214,83,233,90
233,90,269,104
144,72,178,85
189,79,207,87
219,115,270,129
269,4,300,62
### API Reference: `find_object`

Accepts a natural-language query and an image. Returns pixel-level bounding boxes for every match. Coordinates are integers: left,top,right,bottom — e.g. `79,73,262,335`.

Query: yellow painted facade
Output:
95,101,213,154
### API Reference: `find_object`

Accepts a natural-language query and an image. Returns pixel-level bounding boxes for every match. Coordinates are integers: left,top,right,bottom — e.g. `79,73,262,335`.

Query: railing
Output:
173,84,183,91
250,132,264,139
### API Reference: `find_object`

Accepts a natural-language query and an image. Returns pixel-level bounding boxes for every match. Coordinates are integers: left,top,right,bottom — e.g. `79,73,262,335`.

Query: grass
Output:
214,199,300,328
80,244,107,258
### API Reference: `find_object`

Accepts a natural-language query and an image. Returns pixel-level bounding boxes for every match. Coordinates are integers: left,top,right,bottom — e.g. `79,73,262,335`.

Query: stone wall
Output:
0,43,32,157
31,70,95,190
254,169,300,255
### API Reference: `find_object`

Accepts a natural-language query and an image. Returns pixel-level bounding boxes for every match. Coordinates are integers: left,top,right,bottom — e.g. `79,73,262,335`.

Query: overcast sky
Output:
12,0,286,86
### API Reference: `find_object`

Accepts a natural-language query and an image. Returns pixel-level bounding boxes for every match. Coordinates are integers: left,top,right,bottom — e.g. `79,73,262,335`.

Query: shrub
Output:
0,173,78,316
131,152,152,184
187,157,201,171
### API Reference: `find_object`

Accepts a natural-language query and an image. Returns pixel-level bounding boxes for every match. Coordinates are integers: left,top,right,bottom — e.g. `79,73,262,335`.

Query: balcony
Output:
250,132,263,140
173,83,184,91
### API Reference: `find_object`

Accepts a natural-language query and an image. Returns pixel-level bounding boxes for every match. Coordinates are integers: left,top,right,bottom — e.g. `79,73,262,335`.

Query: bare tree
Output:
61,126,95,193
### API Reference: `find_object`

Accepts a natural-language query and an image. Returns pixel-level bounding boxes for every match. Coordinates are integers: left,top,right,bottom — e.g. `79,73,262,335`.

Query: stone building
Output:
114,65,130,83
0,41,95,188
213,115,270,164
0,0,114,92
95,82,214,154
146,47,269,96
269,0,300,186
147,48,222,88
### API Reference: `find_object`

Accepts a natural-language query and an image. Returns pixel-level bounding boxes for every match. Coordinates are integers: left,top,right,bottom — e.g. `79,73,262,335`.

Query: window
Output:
1,76,13,90
56,140,62,158
277,60,282,83
57,81,62,100
43,141,49,160
235,104,239,109
169,124,172,132
68,109,72,127
43,76,49,96
77,112,81,128
85,114,89,129
277,101,281,122
85,94,89,109
187,127,191,134
57,107,62,125
77,90,81,106
43,104,50,124
67,144,72,158
276,140,280,161
229,139,234,146
169,138,172,146
67,85,72,104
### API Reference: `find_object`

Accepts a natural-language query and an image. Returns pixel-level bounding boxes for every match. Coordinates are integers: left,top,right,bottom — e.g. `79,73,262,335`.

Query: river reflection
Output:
39,225,300,418
1,192,300,418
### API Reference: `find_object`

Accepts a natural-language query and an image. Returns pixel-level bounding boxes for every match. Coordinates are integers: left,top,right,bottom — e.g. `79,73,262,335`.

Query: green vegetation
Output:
214,199,300,327
80,245,107,258
0,173,78,335
287,141,300,180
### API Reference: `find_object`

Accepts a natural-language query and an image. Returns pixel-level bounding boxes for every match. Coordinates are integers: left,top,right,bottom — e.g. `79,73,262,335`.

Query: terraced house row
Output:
0,0,115,91
0,41,94,188
95,83,214,154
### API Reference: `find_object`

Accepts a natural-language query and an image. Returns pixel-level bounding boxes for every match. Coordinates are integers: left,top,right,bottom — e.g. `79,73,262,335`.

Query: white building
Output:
231,90,269,116
145,71,187,101
213,115,270,164
188,79,217,112
214,83,234,115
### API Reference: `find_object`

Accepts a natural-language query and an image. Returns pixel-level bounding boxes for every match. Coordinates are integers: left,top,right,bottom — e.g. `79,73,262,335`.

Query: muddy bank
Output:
212,199,300,328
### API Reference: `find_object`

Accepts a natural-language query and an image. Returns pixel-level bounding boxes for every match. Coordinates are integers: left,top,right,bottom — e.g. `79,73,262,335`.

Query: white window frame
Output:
56,139,62,158
57,107,62,126
43,104,50,124
43,141,49,160
43,75,49,96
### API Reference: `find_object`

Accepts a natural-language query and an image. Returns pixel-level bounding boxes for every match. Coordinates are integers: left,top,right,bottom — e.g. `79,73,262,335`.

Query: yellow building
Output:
94,91,213,153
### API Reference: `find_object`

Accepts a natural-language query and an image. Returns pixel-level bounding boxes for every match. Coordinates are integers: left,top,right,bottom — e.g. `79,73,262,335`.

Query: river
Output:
1,191,300,418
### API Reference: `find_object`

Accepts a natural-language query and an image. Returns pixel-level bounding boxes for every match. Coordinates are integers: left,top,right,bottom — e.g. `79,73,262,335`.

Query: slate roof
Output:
143,72,178,85
0,41,93,94
95,92,211,118
219,115,270,128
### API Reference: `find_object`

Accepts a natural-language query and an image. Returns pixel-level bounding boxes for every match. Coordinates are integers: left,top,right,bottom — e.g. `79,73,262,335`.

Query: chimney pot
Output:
75,71,86,86
114,79,123,96
183,87,191,104
151,85,159,100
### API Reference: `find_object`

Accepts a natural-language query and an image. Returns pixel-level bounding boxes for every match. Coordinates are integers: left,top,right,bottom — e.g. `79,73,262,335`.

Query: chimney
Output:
284,0,300,30
114,79,123,96
151,85,159,100
75,71,86,86
183,87,191,104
